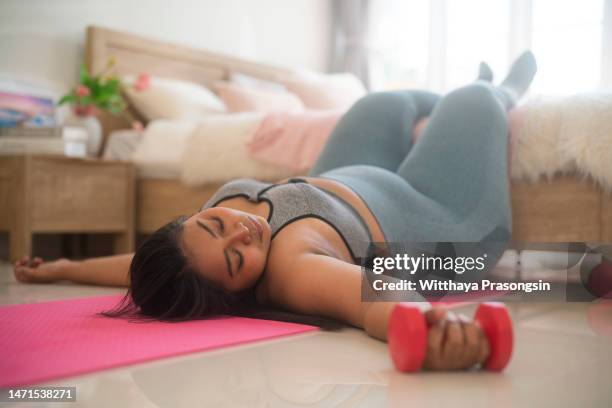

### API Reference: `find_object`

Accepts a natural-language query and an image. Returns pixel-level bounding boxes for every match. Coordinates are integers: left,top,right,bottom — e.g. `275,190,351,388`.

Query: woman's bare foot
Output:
13,257,72,284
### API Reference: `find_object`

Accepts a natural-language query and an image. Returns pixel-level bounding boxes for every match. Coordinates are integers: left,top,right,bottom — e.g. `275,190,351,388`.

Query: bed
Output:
86,25,612,243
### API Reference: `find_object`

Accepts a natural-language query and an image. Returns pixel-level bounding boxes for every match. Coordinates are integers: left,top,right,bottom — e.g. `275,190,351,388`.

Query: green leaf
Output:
57,93,76,106
105,77,120,89
87,77,100,94
79,95,92,106
79,64,90,84
95,92,112,106
105,94,127,115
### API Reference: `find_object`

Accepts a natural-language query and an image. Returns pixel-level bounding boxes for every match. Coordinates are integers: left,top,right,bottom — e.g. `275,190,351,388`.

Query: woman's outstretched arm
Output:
14,254,133,288
270,252,489,370
269,252,422,340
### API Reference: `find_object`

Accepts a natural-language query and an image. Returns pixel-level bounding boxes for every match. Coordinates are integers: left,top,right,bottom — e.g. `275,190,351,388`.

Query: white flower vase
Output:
64,113,102,156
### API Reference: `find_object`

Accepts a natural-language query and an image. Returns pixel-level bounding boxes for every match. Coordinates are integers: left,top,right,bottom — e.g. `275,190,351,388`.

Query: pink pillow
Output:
247,110,344,173
213,82,304,113
280,72,367,110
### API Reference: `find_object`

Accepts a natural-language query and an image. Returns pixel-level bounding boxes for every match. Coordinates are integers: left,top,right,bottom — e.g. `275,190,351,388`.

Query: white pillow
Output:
280,72,367,110
123,76,226,121
229,71,287,93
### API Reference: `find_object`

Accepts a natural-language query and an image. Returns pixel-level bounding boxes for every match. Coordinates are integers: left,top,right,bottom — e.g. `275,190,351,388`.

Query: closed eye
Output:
212,216,243,274
233,248,244,271
212,216,225,233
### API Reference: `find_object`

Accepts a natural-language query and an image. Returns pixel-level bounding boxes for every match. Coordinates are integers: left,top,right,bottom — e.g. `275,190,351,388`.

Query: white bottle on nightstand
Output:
62,126,88,158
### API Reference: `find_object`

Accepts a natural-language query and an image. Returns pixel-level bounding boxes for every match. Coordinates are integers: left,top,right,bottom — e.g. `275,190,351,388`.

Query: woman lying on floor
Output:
14,52,537,371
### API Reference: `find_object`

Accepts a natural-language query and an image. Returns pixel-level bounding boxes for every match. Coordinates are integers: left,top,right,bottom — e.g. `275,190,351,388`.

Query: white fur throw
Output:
180,113,296,186
132,120,198,179
511,93,612,190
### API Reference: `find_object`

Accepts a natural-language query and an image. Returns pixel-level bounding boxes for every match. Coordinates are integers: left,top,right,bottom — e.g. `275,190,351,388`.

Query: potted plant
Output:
58,58,145,156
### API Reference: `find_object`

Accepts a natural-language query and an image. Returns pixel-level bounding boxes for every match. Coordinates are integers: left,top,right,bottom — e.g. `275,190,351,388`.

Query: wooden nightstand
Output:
0,155,135,262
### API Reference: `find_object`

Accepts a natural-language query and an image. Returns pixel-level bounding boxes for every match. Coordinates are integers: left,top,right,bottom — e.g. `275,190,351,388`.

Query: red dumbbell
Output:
388,302,513,372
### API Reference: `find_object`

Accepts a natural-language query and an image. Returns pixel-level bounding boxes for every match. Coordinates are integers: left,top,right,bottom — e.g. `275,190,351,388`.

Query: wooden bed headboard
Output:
85,25,294,145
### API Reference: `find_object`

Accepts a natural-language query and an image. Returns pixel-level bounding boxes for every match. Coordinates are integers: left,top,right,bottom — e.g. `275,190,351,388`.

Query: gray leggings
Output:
308,82,512,248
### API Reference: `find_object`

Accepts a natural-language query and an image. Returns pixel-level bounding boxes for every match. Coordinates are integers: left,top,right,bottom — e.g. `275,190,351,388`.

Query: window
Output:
530,0,604,94
446,0,511,91
368,0,609,95
368,0,430,90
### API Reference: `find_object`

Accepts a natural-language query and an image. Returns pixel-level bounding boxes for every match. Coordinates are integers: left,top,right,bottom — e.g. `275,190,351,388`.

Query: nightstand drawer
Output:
0,154,136,262
27,157,133,232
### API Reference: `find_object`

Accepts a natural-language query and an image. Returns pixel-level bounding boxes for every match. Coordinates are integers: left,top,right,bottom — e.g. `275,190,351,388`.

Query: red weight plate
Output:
388,304,427,372
475,302,513,371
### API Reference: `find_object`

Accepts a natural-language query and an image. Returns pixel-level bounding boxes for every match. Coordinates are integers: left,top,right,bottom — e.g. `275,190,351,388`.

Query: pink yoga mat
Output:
0,295,318,387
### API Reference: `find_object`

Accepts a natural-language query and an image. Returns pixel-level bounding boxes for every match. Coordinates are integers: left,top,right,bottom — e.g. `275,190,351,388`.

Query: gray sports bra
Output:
200,178,372,263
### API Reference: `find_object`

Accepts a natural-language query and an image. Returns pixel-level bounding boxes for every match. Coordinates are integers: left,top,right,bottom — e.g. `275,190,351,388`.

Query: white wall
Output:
0,0,331,95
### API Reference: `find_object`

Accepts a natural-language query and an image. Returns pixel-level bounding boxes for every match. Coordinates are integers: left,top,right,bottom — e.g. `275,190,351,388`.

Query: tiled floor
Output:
1,262,611,408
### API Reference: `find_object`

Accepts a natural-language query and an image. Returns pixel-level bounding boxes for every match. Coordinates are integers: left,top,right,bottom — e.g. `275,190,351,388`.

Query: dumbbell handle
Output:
388,302,513,372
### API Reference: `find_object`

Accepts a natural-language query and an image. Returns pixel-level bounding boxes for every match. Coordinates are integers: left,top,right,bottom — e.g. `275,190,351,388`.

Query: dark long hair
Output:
102,215,343,330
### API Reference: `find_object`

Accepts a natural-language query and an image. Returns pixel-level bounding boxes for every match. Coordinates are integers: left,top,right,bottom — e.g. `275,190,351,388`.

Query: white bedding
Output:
103,122,191,180
180,113,295,185
106,92,612,188
104,115,296,182
102,129,141,161
131,120,197,180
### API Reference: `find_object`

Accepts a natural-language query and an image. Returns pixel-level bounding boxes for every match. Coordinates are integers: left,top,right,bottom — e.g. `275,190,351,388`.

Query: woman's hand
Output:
13,257,71,284
423,307,490,370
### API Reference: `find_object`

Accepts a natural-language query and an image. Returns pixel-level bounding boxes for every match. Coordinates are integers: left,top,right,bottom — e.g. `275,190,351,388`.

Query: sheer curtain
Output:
368,0,430,91
530,0,604,94
329,0,371,89
367,0,610,95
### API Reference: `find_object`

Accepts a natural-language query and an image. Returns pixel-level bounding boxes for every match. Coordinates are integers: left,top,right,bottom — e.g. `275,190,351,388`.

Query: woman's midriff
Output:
277,176,387,246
